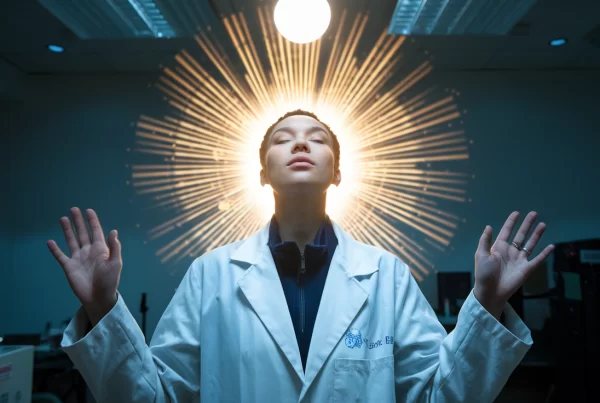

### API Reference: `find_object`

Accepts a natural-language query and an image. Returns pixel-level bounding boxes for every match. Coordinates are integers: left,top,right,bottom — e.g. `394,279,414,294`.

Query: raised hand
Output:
47,207,122,325
473,211,554,320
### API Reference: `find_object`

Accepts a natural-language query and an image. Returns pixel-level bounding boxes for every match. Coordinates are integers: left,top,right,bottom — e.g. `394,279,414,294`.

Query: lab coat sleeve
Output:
61,259,202,402
392,258,533,403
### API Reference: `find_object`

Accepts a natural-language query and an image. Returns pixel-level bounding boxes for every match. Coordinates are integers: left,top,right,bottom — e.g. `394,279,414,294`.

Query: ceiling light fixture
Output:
274,0,331,44
549,38,567,47
47,44,64,53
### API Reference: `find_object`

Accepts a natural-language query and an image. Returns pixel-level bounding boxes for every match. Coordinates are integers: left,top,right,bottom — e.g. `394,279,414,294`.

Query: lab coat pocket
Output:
333,354,395,403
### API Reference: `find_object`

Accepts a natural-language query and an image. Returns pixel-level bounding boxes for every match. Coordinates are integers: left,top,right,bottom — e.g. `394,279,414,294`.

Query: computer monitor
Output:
437,272,472,316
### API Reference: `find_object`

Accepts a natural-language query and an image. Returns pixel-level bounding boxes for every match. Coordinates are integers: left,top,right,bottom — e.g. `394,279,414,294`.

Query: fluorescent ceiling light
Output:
38,0,176,39
389,0,538,35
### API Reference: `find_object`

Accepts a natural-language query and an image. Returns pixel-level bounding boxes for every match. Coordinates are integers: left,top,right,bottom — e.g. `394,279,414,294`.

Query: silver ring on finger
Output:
522,246,531,256
511,241,523,251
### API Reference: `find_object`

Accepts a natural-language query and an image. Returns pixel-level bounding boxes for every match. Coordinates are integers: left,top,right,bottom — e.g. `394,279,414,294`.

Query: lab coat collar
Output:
233,218,380,392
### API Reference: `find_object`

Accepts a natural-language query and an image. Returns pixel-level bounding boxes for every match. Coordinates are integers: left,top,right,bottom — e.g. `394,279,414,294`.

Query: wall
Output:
0,59,26,100
1,75,182,338
429,69,600,329
1,100,16,331
1,69,599,338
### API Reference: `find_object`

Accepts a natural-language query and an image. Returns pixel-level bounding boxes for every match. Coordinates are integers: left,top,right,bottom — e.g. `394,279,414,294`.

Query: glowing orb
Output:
274,0,331,44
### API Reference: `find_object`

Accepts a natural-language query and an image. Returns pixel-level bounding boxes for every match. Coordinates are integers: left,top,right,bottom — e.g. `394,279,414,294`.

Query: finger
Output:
477,225,493,255
107,230,122,263
522,222,546,256
71,207,91,246
496,211,520,242
513,211,538,245
86,209,106,244
527,244,555,274
60,216,80,255
47,239,70,268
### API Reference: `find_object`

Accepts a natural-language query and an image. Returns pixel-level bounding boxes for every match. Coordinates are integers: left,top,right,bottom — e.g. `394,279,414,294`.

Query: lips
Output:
287,156,315,166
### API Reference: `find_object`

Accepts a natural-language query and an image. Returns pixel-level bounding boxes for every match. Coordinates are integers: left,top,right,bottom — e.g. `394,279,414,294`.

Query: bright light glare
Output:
241,109,358,223
274,0,331,44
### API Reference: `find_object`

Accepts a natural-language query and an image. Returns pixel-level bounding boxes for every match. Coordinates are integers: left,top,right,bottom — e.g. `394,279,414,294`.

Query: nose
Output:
292,137,309,154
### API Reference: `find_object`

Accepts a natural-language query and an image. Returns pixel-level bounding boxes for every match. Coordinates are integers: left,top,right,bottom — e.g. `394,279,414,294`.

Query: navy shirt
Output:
267,215,338,372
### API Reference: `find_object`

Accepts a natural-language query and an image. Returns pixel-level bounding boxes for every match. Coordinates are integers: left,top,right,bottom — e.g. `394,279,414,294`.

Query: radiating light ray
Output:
131,7,472,278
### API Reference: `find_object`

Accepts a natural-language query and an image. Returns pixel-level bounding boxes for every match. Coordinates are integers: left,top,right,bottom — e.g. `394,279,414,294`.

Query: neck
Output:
273,192,327,250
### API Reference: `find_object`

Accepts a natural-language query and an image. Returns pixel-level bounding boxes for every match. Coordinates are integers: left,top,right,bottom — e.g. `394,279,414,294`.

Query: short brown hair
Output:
259,109,341,171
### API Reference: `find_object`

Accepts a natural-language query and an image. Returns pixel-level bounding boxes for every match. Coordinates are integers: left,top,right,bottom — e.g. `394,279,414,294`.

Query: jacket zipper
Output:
298,252,306,334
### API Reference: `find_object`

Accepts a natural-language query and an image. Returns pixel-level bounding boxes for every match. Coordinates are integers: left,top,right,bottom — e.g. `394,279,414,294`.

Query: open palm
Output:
474,211,554,307
47,207,121,310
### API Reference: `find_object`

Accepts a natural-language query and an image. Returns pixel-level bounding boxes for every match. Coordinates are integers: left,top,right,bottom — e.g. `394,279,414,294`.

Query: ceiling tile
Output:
4,51,112,74
104,51,178,73
485,47,587,69
425,48,496,69
577,48,600,66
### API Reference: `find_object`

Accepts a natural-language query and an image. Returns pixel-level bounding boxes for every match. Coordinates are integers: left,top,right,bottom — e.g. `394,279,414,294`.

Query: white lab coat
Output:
62,219,532,402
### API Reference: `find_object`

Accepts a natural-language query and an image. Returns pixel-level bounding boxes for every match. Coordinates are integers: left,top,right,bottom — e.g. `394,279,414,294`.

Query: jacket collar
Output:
267,215,335,276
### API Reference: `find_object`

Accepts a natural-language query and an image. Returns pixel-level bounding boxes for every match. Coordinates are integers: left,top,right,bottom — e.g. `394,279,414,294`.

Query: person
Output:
48,110,554,402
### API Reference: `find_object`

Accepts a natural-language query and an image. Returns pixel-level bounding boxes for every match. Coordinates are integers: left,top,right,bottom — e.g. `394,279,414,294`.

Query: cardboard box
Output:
0,346,34,403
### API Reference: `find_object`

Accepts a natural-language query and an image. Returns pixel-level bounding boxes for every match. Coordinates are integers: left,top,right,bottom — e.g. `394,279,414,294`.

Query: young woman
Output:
48,110,553,402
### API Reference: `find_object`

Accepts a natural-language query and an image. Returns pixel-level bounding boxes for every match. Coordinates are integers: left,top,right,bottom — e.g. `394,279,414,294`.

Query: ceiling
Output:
0,0,599,76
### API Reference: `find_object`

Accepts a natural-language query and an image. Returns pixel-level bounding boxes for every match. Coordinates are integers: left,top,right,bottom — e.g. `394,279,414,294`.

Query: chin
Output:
272,180,330,197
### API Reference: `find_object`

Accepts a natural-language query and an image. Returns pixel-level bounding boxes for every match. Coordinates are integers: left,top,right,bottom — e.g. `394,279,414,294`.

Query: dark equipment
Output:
550,239,600,403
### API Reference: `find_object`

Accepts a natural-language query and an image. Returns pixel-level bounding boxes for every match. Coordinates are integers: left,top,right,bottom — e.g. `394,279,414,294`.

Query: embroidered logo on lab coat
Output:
344,328,363,349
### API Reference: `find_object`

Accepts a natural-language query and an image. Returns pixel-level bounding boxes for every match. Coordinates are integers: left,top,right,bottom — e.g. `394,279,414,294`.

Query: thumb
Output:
107,230,122,262
477,225,493,255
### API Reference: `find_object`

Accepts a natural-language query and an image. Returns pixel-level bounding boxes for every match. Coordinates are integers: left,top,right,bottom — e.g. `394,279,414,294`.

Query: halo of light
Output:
131,8,471,281
274,0,331,44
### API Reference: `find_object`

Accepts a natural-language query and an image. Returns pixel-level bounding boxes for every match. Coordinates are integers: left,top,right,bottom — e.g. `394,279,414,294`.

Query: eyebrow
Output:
271,126,330,140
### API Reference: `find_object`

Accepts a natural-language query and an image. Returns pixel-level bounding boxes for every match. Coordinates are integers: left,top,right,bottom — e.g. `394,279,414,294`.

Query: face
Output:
260,115,341,197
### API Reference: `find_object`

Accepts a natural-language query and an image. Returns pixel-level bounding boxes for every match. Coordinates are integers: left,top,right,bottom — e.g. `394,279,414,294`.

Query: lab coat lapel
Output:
300,222,378,399
234,221,305,382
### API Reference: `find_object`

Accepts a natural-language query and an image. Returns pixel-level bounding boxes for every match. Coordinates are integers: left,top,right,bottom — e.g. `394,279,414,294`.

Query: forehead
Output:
270,115,328,135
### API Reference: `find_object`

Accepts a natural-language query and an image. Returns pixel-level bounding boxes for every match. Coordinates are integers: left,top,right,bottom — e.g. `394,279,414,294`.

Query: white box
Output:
0,346,34,403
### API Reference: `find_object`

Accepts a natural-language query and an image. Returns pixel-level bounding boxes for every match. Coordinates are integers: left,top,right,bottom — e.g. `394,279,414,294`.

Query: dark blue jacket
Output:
267,215,338,372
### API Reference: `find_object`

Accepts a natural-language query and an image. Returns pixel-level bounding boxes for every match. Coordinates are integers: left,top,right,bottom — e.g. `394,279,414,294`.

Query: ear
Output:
332,169,342,187
260,168,269,187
